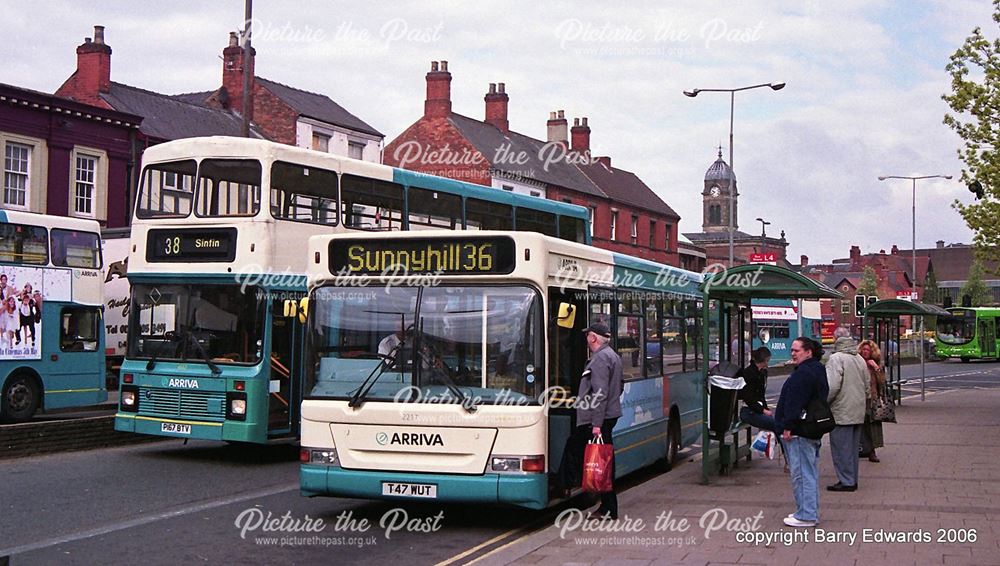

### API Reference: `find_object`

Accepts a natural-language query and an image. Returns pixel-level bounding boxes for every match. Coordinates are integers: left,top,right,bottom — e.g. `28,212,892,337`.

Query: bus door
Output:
547,288,589,470
978,318,996,358
269,298,305,436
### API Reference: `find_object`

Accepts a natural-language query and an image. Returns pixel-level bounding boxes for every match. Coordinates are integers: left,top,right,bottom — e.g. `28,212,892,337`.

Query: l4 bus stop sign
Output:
749,253,777,265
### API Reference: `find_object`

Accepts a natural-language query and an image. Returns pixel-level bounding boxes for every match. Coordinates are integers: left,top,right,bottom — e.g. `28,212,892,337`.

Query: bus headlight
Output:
226,392,247,420
120,386,138,412
303,448,338,465
491,455,545,473
231,399,247,415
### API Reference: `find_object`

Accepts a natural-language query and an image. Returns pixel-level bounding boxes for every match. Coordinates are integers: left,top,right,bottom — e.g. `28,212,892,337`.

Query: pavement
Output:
473,385,1000,566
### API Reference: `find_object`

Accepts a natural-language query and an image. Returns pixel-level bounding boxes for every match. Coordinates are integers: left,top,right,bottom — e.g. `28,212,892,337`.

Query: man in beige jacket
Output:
825,328,870,492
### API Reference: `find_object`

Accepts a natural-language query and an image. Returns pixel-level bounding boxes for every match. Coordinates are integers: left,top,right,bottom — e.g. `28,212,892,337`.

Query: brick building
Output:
52,26,384,222
684,150,789,267
798,245,932,334
385,61,682,266
57,27,383,157
0,82,140,228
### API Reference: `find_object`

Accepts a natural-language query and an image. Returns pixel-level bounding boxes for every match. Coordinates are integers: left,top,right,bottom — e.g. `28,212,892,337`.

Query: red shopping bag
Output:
581,435,614,493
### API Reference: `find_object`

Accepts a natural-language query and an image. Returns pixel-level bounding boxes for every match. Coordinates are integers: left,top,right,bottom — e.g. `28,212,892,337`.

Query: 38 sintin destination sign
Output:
146,228,238,262
329,236,516,276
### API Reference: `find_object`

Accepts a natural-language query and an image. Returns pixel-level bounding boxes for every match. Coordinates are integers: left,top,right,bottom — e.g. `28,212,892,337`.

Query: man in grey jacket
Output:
556,321,624,519
825,329,870,492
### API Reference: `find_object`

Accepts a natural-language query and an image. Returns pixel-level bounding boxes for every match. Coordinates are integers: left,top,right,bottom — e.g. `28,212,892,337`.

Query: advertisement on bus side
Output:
0,265,71,360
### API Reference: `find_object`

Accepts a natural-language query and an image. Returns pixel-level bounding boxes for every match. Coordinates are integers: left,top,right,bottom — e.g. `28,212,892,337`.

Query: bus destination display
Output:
146,228,238,262
329,237,515,275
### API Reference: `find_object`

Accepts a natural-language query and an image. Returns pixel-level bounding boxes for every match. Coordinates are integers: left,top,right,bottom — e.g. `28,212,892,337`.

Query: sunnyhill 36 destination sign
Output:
328,236,515,276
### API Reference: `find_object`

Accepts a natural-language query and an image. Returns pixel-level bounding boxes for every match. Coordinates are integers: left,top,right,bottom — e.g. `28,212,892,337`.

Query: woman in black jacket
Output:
775,337,828,528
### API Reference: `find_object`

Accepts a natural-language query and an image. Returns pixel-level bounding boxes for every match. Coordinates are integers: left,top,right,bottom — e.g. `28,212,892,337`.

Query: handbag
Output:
581,434,614,493
870,395,896,423
800,394,837,439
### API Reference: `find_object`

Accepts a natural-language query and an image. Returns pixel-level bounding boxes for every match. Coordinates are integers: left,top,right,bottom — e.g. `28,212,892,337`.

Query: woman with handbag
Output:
858,340,885,463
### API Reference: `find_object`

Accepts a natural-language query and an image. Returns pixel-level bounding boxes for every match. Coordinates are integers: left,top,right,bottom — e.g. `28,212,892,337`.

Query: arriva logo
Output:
167,378,200,389
388,432,444,446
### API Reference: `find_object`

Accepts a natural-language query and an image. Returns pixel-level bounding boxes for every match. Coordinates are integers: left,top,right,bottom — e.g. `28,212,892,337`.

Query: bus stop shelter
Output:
862,299,950,403
699,264,842,483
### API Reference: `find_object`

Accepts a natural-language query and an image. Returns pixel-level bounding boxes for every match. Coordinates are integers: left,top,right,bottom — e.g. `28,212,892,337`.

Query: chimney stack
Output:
571,117,591,153
891,244,899,255
57,25,113,107
547,109,568,145
484,82,509,132
596,156,611,168
849,245,861,266
425,60,452,118
222,31,256,117
936,240,945,249
800,255,809,267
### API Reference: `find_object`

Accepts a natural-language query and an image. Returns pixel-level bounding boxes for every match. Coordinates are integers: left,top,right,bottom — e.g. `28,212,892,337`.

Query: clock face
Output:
710,186,721,197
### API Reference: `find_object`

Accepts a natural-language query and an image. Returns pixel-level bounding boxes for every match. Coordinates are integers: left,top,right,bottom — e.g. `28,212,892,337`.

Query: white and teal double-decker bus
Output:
115,137,590,443
299,230,706,508
0,211,104,422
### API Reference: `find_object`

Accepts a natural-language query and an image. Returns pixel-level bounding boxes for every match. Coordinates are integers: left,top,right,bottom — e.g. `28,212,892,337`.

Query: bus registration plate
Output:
382,482,437,498
161,422,191,435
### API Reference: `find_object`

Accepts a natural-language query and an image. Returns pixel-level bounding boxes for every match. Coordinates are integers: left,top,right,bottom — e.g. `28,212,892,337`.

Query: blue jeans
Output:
785,436,822,522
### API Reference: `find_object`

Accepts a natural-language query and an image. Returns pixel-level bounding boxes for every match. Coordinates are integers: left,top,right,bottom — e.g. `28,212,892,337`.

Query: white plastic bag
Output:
750,430,777,460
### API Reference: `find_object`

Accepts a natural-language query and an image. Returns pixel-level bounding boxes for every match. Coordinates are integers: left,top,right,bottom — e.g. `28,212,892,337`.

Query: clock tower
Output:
702,148,737,233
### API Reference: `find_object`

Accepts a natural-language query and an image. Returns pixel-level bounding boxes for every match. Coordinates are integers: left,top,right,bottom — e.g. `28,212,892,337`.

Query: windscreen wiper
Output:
177,327,222,376
349,339,406,408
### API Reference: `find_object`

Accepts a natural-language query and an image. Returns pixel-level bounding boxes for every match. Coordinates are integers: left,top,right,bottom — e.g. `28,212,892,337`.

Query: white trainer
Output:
783,516,818,528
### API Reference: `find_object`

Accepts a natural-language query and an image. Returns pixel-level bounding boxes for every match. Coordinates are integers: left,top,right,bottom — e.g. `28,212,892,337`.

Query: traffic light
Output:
868,296,878,308
968,180,984,200
855,295,866,317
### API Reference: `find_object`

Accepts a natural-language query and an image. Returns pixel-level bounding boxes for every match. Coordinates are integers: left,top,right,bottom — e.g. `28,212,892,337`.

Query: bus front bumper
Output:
300,464,547,510
115,413,257,442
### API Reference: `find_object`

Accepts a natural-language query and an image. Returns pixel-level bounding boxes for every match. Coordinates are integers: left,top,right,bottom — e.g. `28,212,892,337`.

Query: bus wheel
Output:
960,357,970,363
2,373,40,423
657,417,681,472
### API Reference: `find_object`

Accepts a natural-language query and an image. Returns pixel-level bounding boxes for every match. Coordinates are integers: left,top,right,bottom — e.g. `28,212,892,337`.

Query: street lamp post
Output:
755,217,770,256
877,173,952,401
684,82,785,266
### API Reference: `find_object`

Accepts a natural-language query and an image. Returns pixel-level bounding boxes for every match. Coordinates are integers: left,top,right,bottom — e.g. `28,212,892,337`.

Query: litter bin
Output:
708,362,745,433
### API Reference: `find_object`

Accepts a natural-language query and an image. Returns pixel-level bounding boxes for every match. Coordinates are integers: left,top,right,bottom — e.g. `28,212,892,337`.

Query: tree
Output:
960,258,993,306
923,267,940,305
857,266,878,298
943,0,1000,271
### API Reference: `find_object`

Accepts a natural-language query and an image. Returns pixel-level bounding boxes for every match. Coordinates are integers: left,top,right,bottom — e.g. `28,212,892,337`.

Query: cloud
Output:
2,1,990,263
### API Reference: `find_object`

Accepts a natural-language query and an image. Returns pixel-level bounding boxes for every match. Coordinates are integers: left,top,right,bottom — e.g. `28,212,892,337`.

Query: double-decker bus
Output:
936,307,1000,362
0,211,104,422
115,136,590,443
750,299,822,364
299,230,705,509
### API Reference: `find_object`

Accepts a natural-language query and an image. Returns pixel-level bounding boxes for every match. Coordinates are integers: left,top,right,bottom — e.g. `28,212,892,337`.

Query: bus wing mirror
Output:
283,299,297,318
557,303,576,329
298,298,310,324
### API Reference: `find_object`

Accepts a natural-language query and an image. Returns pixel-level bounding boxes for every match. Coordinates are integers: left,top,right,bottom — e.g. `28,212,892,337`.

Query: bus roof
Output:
0,210,101,233
392,169,589,221
139,136,589,223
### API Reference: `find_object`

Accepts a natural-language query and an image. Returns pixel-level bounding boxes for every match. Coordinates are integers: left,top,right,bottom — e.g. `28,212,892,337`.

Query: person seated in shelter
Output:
738,347,777,432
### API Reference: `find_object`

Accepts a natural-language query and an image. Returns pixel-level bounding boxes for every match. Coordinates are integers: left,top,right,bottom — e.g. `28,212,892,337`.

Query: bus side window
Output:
466,198,513,231
61,307,100,351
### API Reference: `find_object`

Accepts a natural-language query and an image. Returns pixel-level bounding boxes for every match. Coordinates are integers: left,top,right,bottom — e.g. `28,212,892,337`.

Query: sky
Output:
2,0,994,263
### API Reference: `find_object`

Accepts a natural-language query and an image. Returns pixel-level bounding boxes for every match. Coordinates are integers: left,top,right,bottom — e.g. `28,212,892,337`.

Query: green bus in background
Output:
936,307,1000,362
